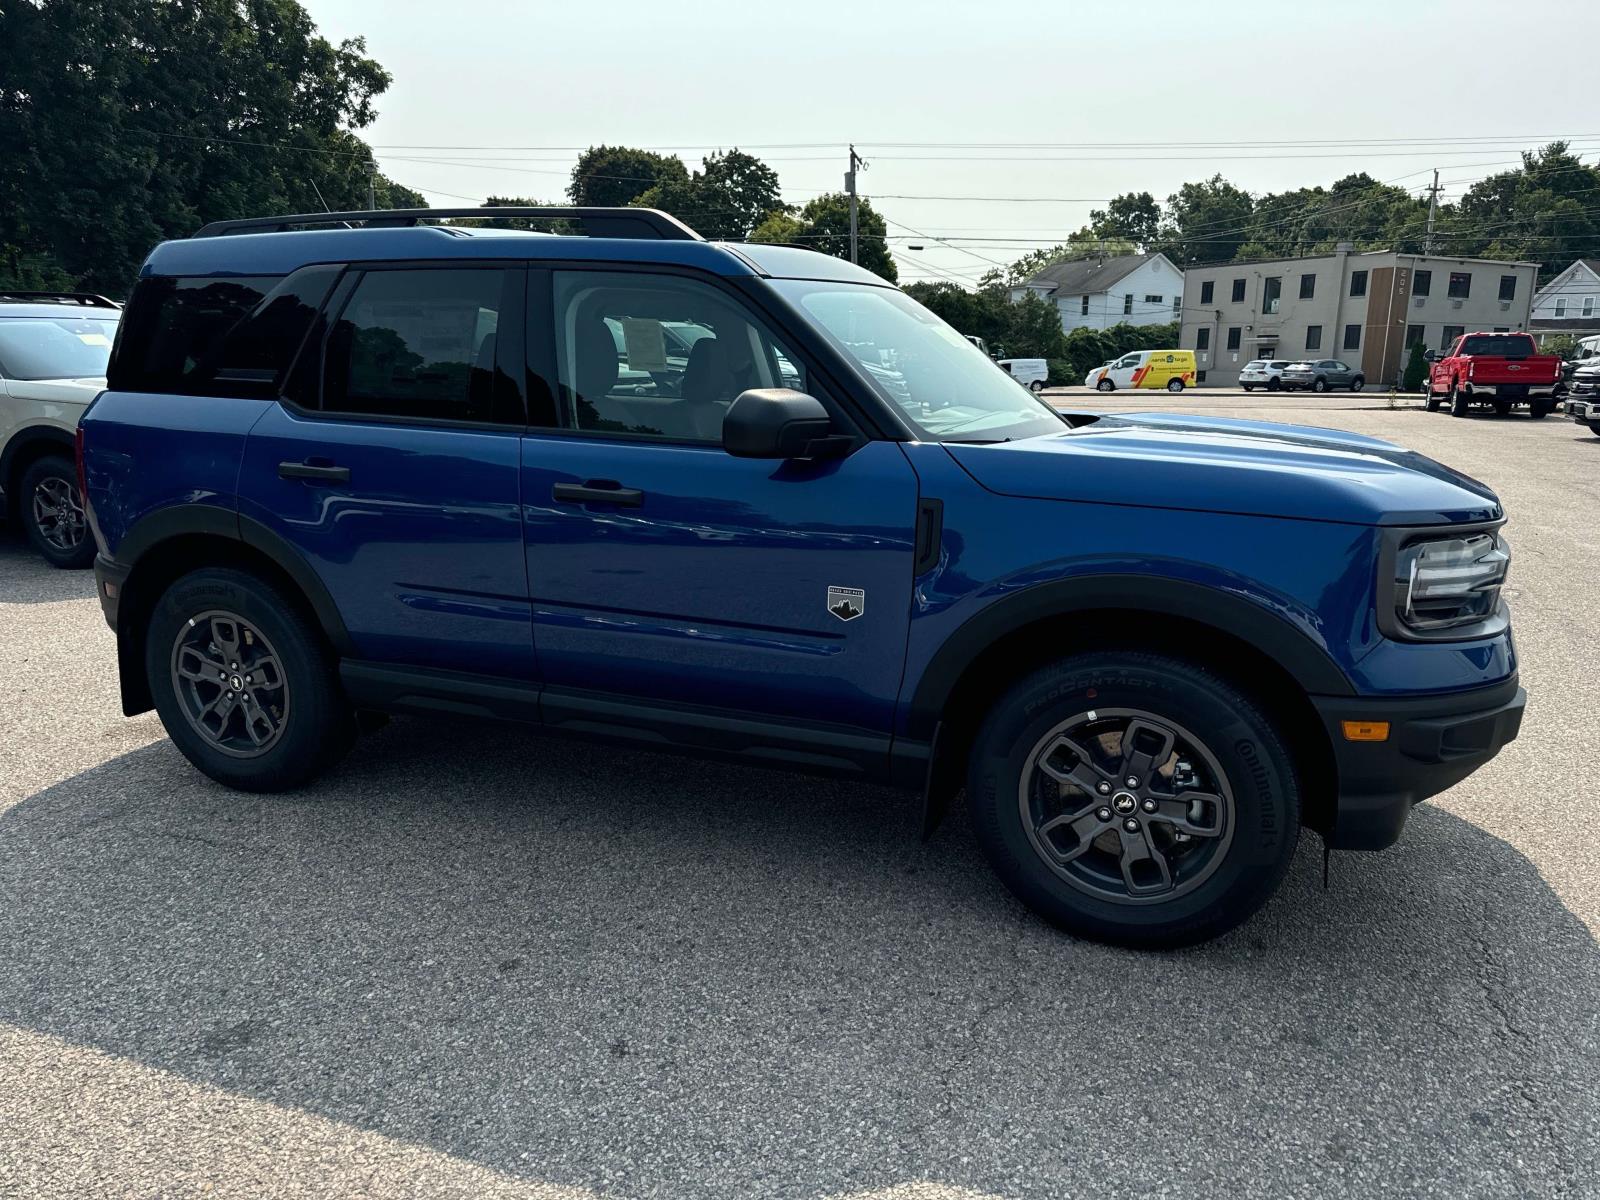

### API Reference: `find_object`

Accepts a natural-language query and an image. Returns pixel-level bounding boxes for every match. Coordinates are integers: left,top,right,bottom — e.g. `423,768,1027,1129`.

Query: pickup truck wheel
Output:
1529,398,1553,419
1425,390,1442,412
1449,384,1469,417
966,651,1300,948
18,455,95,569
1096,379,1115,393
145,567,355,792
1312,377,1328,393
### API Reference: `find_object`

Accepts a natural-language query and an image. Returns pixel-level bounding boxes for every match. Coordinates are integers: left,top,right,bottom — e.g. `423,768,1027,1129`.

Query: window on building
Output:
1448,272,1471,299
1230,278,1246,303
1081,294,1089,315
1299,273,1316,300
1123,294,1134,315
1441,324,1464,349
1173,296,1181,315
323,268,519,425
1405,325,1426,348
1344,323,1361,351
1305,324,1323,351
1226,327,1241,351
1498,275,1516,302
1144,294,1162,305
1586,298,1596,318
1262,276,1281,314
1555,298,1568,317
1350,270,1368,297
1413,270,1431,297
1196,328,1211,351
1200,280,1214,304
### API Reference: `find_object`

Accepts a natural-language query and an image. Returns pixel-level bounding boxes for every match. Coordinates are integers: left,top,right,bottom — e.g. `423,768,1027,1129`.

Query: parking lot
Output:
1,395,1596,1199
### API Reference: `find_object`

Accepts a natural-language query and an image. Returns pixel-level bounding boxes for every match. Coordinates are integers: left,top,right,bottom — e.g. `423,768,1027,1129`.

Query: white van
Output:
998,357,1048,392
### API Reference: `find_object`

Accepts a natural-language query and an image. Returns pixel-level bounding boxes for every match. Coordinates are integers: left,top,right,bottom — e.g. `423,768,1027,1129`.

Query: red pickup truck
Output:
1424,331,1563,418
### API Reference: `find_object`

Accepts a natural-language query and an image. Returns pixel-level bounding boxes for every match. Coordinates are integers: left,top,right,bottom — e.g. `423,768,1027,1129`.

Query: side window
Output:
550,270,804,443
109,275,276,394
1199,280,1214,305
321,268,517,424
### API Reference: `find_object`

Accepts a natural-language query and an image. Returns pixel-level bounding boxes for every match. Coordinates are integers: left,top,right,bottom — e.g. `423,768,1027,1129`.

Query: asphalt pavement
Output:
2,395,1597,1199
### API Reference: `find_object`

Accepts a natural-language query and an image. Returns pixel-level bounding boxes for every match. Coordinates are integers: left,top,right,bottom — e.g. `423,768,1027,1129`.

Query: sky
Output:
302,0,1593,287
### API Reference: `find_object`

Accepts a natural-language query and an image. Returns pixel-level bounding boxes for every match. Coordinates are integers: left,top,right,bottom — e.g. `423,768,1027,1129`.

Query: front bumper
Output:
1568,397,1599,424
1312,676,1525,850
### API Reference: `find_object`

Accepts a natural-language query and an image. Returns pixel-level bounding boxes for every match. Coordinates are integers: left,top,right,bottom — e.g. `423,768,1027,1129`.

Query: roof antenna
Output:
308,179,353,228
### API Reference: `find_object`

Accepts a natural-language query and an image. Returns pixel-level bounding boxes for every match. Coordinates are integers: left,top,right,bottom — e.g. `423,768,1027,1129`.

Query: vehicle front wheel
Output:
1097,379,1115,392
966,651,1300,948
1166,378,1185,393
1267,377,1282,391
1350,376,1364,392
1312,377,1328,393
1425,389,1441,412
145,567,356,792
18,455,95,569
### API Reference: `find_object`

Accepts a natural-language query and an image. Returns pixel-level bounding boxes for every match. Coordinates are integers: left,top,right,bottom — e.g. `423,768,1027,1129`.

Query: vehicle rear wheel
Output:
1450,384,1469,417
1097,379,1115,392
1350,376,1364,392
1242,384,1255,392
1267,377,1282,391
1312,377,1328,393
18,455,95,569
966,651,1300,948
145,567,355,792
1529,398,1553,419
1166,378,1184,393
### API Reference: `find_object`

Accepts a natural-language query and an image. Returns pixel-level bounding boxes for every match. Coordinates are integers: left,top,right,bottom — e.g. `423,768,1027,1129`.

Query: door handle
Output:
551,480,644,508
278,461,351,484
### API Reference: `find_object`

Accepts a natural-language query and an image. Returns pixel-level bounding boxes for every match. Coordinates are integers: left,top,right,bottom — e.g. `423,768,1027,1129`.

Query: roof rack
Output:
192,206,703,242
0,290,122,308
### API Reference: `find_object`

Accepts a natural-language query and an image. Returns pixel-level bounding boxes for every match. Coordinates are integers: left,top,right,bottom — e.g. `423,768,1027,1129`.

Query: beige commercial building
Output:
1178,248,1541,388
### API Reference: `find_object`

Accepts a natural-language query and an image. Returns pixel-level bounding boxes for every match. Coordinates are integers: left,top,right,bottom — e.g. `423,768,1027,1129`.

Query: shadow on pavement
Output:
1,720,1595,1199
0,537,95,604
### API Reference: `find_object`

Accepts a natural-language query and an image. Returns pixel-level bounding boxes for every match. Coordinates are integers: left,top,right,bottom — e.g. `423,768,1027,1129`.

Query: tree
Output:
1160,175,1255,264
750,192,897,282
1402,341,1428,392
567,145,687,209
1447,143,1600,275
901,281,1008,347
1090,192,1161,248
634,149,784,241
0,0,418,295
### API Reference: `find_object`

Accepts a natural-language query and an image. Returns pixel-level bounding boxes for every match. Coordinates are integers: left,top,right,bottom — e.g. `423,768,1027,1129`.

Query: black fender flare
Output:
905,573,1355,743
1,424,75,495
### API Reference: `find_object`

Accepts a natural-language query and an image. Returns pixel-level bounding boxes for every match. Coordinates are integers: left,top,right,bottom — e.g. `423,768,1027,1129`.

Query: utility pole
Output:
1423,169,1441,256
845,145,864,264
368,160,378,211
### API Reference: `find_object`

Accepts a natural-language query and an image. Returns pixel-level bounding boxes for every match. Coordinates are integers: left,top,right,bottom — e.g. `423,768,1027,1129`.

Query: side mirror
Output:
723,388,845,459
1423,349,1438,363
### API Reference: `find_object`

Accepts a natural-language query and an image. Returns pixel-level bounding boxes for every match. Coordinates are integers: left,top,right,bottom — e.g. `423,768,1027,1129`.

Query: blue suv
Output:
81,207,1525,947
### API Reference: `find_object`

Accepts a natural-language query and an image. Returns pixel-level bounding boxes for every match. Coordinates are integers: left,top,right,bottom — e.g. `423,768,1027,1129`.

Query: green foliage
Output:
1443,143,1600,276
1059,322,1181,381
902,281,1008,348
567,146,688,209
1540,333,1579,359
1402,341,1428,392
1005,291,1069,359
1160,175,1256,264
634,149,784,241
0,0,414,296
1090,192,1161,247
751,193,897,282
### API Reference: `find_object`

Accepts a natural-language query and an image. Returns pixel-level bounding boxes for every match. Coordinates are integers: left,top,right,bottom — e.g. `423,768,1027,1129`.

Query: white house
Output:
1530,259,1600,344
1009,252,1185,333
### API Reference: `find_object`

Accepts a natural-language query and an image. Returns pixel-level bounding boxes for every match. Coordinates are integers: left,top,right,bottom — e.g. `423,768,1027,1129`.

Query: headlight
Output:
1393,530,1510,633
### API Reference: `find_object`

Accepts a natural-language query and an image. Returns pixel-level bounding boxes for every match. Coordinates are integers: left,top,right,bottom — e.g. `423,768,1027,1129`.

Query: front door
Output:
1108,352,1143,388
238,264,534,679
519,268,920,736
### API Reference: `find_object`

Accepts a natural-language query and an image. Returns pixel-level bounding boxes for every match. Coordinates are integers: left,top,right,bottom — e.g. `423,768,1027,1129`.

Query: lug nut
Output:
1096,807,1112,821
1125,776,1139,787
1123,818,1140,833
1142,799,1158,813
1096,781,1111,795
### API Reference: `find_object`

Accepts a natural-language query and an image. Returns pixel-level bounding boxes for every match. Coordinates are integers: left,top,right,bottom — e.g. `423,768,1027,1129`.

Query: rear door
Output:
237,263,535,679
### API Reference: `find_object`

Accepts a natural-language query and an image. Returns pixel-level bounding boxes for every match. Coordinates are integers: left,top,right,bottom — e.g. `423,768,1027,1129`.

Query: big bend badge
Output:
827,585,865,622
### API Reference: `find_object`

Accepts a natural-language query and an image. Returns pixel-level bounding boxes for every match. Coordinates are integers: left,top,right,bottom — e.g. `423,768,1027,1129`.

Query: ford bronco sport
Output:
81,207,1526,947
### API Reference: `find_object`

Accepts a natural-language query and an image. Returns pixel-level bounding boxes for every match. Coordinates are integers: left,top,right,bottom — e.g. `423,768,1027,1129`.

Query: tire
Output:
1166,378,1184,393
1529,398,1553,420
1350,376,1364,392
966,651,1300,949
1449,384,1469,417
1312,377,1328,393
1267,378,1282,392
1029,379,1044,394
1425,389,1441,412
145,567,355,792
17,455,95,569
1242,384,1255,392
1096,379,1115,393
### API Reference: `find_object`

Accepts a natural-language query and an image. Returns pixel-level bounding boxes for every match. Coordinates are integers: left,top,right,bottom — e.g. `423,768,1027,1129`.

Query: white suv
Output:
0,292,121,567
1239,359,1291,391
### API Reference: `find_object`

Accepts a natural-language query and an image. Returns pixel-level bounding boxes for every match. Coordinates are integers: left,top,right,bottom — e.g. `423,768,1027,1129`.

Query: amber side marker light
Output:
1341,720,1391,742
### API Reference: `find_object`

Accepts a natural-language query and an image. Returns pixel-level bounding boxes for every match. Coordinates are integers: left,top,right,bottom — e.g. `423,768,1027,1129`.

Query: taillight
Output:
1468,360,1475,381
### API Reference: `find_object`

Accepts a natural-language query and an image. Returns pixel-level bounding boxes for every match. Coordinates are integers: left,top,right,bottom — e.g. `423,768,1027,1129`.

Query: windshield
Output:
772,280,1065,442
0,316,118,380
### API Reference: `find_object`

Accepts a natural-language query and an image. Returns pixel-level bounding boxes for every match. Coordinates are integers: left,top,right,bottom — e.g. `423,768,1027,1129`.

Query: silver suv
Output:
0,291,121,567
1281,358,1364,393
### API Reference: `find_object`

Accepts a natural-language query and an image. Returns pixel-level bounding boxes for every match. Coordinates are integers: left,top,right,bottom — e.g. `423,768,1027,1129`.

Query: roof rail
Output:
192,206,703,242
0,290,122,308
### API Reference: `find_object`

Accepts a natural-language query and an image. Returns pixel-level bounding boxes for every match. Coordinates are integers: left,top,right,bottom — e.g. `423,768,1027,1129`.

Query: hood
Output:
946,411,1501,526
4,376,106,405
